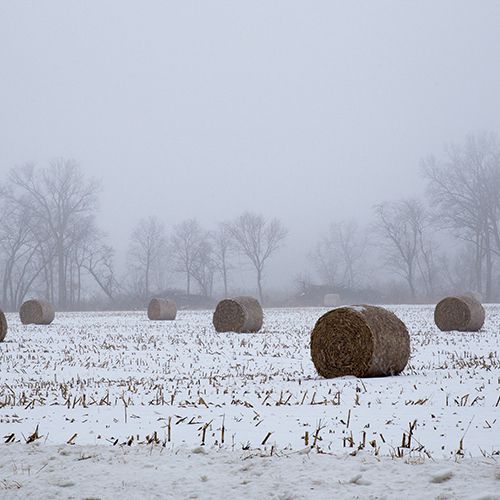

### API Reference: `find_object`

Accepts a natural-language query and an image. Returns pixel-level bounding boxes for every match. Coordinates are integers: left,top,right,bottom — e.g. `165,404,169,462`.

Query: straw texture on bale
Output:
310,305,410,378
147,298,177,321
323,293,340,307
213,296,263,333
434,295,485,332
0,310,7,342
19,299,55,325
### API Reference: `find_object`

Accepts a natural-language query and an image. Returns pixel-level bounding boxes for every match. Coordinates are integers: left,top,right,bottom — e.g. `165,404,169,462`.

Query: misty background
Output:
1,1,500,309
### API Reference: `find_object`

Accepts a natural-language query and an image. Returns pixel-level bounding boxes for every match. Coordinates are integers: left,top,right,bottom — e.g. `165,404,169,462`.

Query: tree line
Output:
1,132,500,310
308,132,500,303
127,213,287,305
0,162,287,310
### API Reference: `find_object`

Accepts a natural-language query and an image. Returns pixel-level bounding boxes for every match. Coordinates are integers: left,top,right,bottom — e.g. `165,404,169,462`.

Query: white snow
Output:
349,305,367,313
0,305,498,498
0,444,498,500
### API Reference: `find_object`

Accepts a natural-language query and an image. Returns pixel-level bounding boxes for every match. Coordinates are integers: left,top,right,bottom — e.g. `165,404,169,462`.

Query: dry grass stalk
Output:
0,310,7,341
434,295,485,332
310,305,410,378
261,431,272,445
19,299,55,325
213,296,263,333
25,425,40,443
147,298,177,321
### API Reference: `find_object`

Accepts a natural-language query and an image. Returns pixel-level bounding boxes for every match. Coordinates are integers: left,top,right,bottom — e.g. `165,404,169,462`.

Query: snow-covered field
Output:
0,306,498,499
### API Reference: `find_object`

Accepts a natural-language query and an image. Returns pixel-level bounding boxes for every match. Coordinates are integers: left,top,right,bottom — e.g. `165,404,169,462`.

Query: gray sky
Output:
1,1,500,290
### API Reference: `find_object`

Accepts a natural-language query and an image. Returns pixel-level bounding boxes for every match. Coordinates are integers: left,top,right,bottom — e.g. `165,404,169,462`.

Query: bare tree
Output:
72,223,118,302
66,215,96,306
311,235,339,288
127,216,167,299
171,219,207,296
373,199,434,300
311,221,365,290
83,244,117,301
439,245,478,295
210,223,234,296
0,161,111,309
190,239,215,297
422,132,500,300
8,160,99,309
0,193,47,309
228,212,287,303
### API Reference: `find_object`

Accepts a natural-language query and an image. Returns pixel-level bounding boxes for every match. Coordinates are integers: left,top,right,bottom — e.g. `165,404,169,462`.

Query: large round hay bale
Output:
0,310,7,341
323,293,340,307
310,305,410,378
434,295,485,332
19,299,55,325
213,296,263,333
147,298,177,321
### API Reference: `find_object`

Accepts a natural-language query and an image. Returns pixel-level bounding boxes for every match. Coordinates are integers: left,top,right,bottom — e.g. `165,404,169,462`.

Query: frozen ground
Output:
0,306,498,499
0,443,498,500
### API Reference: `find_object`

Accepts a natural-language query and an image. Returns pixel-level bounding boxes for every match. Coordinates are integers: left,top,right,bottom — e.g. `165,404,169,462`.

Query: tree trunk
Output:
2,259,12,309
57,239,66,309
77,265,82,306
485,245,493,302
145,259,150,299
257,268,263,304
49,262,55,305
85,266,114,300
474,232,483,294
223,266,228,297
69,260,74,307
407,265,416,301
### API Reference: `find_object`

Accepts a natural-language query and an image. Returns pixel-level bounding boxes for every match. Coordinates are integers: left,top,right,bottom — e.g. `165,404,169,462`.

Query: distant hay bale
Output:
19,299,55,325
213,296,263,333
0,310,7,341
310,305,410,378
323,293,340,307
464,290,483,303
434,295,485,332
147,298,177,321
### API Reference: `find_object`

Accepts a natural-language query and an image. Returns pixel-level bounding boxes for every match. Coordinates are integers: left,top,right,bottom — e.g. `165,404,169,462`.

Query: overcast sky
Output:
1,1,500,290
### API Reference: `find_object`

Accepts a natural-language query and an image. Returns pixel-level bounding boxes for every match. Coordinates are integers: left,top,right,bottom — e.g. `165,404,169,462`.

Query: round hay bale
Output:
323,293,340,307
19,299,55,325
0,310,7,342
213,296,263,333
310,305,410,378
434,295,485,332
147,298,177,321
